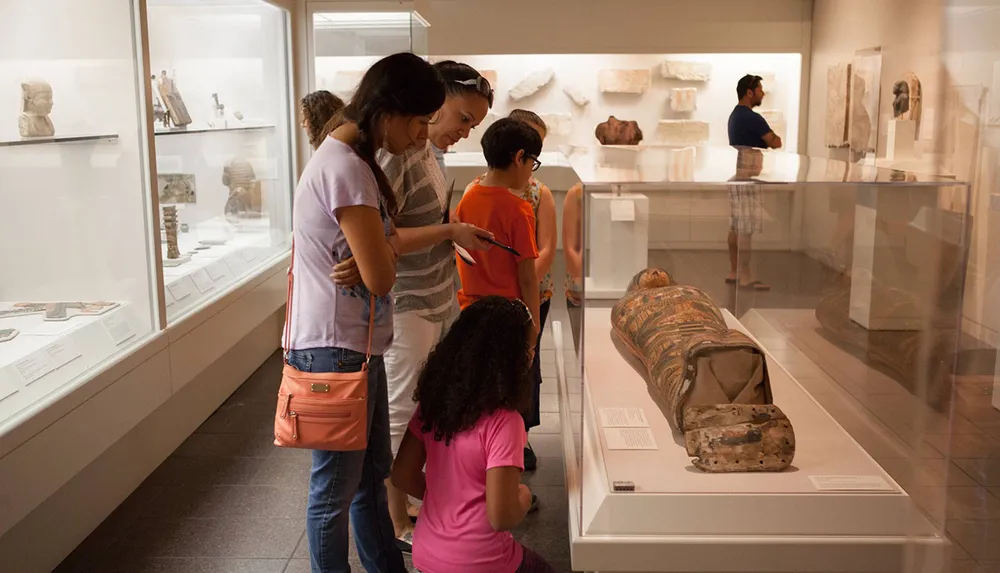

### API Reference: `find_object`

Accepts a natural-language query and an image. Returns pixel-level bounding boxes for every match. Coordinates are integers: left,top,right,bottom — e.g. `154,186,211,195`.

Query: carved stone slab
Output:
683,404,795,472
563,86,590,107
660,61,712,82
479,70,498,89
667,146,696,181
510,68,554,101
669,88,697,112
760,109,787,141
540,112,572,136
656,120,710,145
825,63,851,148
598,69,651,94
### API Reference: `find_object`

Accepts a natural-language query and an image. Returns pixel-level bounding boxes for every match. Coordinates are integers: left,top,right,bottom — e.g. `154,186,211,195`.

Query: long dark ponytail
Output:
341,53,445,217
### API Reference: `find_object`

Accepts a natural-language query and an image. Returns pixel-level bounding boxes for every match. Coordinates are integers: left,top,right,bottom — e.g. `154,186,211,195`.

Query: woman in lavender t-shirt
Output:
283,53,446,573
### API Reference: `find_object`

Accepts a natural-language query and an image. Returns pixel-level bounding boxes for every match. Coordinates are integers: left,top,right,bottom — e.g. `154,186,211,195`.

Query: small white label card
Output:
610,199,636,222
163,284,178,308
599,407,649,428
0,371,18,402
809,475,893,492
604,427,658,450
206,259,230,281
191,269,216,294
14,351,55,385
44,340,82,370
167,279,194,302
225,254,248,276
241,248,257,263
102,314,136,347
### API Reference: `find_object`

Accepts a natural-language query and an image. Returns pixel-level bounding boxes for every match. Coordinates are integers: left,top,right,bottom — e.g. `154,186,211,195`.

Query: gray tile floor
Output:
55,302,578,573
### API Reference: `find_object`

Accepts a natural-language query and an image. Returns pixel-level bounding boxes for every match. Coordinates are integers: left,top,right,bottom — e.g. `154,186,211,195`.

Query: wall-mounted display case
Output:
146,0,294,323
0,0,158,433
555,144,971,572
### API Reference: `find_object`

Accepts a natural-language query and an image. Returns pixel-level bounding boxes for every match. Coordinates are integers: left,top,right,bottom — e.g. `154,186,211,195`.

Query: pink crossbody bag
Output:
273,243,373,451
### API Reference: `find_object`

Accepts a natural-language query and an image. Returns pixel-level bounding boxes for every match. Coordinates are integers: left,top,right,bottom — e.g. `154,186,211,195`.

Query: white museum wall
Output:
0,0,155,316
147,2,294,240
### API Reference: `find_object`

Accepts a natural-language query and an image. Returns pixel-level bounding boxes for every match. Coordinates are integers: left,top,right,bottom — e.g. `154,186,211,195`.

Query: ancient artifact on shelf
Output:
892,72,921,122
0,302,119,322
163,205,181,259
656,120,710,145
598,69,651,94
479,70,498,89
157,173,197,204
18,80,55,138
540,112,572,136
669,88,698,112
0,328,17,343
611,269,794,472
222,157,263,221
667,146,696,181
595,116,643,145
156,70,192,127
660,61,712,82
562,86,590,107
212,93,225,119
849,48,882,154
825,63,852,148
509,68,554,101
684,404,795,472
760,110,787,141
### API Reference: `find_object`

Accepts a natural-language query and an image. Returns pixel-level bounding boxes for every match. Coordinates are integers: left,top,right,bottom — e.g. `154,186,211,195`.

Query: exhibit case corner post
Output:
0,0,158,433
145,0,295,324
309,7,430,97
562,144,971,573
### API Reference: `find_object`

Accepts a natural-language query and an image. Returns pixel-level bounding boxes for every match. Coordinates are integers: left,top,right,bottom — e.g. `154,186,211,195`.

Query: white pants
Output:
384,304,458,454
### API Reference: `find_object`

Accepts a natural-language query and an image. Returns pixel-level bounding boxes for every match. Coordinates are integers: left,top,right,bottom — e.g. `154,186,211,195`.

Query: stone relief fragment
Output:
669,88,698,112
825,63,852,148
656,120,710,146
562,86,590,107
598,69,651,94
540,113,573,136
660,61,712,82
509,68,554,101
18,80,54,137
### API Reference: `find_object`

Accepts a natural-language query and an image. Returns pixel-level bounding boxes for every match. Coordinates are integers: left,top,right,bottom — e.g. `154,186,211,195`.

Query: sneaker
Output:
524,444,538,472
396,530,413,554
528,493,540,513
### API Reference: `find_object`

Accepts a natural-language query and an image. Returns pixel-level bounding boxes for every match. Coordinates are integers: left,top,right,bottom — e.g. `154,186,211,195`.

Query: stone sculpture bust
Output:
18,80,55,138
892,72,921,122
892,80,909,118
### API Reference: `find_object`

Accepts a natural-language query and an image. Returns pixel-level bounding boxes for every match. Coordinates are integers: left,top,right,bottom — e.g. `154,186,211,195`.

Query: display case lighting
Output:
313,12,414,30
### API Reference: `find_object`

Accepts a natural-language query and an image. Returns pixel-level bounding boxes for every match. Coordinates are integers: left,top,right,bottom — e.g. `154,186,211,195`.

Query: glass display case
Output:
555,144,972,572
309,7,430,98
146,0,294,323
0,0,158,432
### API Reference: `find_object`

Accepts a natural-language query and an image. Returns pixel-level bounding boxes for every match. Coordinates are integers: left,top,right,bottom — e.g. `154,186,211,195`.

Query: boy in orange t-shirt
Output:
455,118,544,336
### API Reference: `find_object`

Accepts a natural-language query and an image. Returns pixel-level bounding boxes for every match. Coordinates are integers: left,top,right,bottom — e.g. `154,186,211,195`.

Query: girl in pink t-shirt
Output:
391,297,556,573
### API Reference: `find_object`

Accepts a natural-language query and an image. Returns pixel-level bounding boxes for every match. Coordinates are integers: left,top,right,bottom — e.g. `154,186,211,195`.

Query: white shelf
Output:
0,303,146,428
154,123,275,136
0,133,119,147
562,307,946,572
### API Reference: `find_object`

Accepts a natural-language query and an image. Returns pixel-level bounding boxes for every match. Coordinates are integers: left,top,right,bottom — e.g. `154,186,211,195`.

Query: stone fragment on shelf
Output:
18,80,55,137
595,116,643,145
667,146,696,181
540,112,573,136
597,69,651,94
760,109,787,141
660,61,712,82
479,70,497,89
825,63,852,147
163,206,180,260
683,404,796,473
562,86,590,107
509,68,554,101
669,88,698,112
656,120,710,145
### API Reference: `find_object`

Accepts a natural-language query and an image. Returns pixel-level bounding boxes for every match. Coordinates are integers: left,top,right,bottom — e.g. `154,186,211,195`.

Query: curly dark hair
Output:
414,296,534,445
300,90,345,149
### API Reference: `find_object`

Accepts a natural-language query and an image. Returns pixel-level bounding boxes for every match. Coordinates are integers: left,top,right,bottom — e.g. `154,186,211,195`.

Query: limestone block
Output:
540,113,572,136
825,63,851,148
509,68,554,101
749,71,777,87
669,88,698,112
656,120,710,146
668,146,696,181
660,61,712,82
598,69,651,94
563,86,590,107
333,70,365,98
480,70,497,89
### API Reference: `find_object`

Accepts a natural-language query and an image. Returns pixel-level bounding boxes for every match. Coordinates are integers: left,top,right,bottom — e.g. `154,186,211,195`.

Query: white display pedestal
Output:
886,119,916,161
557,308,947,573
585,193,649,299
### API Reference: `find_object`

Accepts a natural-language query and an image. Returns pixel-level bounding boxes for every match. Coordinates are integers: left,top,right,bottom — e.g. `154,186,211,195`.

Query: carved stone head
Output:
21,81,53,115
892,80,910,118
595,116,643,145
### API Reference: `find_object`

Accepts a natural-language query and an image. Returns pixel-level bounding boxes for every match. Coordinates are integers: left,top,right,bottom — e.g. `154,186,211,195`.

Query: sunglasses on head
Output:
453,76,494,108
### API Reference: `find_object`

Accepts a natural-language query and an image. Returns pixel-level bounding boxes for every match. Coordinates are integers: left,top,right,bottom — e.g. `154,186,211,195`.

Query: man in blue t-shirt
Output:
727,74,782,149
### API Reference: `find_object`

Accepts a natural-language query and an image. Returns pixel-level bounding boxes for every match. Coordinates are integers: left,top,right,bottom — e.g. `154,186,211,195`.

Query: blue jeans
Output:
287,348,406,573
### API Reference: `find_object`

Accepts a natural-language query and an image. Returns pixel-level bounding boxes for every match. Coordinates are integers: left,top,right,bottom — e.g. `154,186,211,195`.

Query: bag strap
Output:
284,238,378,366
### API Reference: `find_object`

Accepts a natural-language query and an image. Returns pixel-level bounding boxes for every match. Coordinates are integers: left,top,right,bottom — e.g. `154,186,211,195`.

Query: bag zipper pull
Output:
290,411,298,439
281,394,292,418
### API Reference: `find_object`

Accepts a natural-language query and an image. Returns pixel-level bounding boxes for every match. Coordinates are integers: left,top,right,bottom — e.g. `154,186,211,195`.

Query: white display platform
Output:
585,193,649,300
0,303,145,426
886,119,917,161
161,216,288,320
561,308,946,572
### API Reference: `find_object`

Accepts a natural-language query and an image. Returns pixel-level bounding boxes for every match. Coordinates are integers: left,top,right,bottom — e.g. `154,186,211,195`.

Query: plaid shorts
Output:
729,183,763,235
